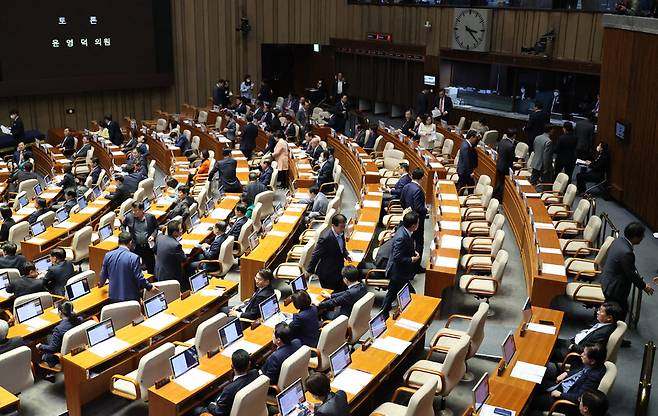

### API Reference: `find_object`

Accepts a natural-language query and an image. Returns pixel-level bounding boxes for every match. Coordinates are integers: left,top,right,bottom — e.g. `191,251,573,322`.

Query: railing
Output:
597,212,619,246
635,341,656,416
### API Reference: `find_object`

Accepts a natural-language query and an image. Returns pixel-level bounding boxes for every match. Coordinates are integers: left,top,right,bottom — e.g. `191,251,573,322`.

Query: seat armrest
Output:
547,399,578,416
402,367,445,394
110,374,141,400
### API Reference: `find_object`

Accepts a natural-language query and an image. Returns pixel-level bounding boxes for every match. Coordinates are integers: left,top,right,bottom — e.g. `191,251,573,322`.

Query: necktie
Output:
439,98,444,113
336,234,345,253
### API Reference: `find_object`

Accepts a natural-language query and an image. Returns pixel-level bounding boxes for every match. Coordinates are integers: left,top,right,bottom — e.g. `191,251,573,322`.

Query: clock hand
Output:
464,26,477,34
467,30,479,43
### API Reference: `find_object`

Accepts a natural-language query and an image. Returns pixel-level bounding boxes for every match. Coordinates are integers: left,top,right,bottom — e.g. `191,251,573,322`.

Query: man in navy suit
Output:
175,130,190,154
240,114,258,160
258,159,273,186
306,373,349,416
289,290,320,347
383,162,411,207
12,142,33,170
317,266,367,320
190,221,228,273
307,214,351,290
197,349,259,416
227,204,248,241
260,322,302,383
88,157,102,186
316,150,334,192
525,102,550,150
9,109,25,142
228,269,275,322
400,168,428,264
72,136,92,160
381,212,420,316
59,128,76,153
105,115,124,146
457,130,480,193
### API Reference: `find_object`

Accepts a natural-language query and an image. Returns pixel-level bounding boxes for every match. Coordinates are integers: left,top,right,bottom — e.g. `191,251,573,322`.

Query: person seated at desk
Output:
154,220,188,291
305,372,349,416
418,114,436,142
57,165,76,190
0,207,15,242
167,185,194,220
227,204,248,241
43,248,75,297
0,243,27,270
193,150,211,183
530,344,607,416
36,301,82,377
90,120,110,140
576,142,609,194
243,172,266,206
228,268,275,322
122,129,137,152
59,127,76,154
363,124,379,150
552,302,622,364
300,185,328,224
210,149,242,194
579,390,609,416
260,322,302,383
26,197,50,225
106,175,131,207
8,161,37,193
0,320,25,355
258,159,274,187
317,266,366,320
53,190,78,213
176,129,191,155
190,221,228,273
400,109,416,139
11,142,33,171
306,136,323,162
316,150,334,192
72,136,92,161
122,164,145,195
7,261,45,298
195,349,259,416
382,162,411,206
87,157,102,186
288,290,320,348
168,120,180,136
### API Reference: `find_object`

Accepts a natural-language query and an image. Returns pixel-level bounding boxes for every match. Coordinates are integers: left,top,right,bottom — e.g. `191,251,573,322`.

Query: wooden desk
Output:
0,387,19,414
178,195,241,255
20,227,70,260
61,279,238,416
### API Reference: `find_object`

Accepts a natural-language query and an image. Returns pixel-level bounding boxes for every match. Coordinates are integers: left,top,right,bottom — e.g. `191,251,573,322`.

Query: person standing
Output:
105,115,124,146
239,114,258,160
494,128,517,202
554,121,578,181
332,95,349,134
576,143,609,193
400,168,428,265
154,220,188,291
210,149,242,194
331,73,348,103
435,88,453,123
529,124,554,186
8,109,25,142
122,201,158,273
239,75,254,101
99,232,157,302
525,102,550,150
381,212,420,316
213,79,227,108
575,114,596,160
457,130,480,193
415,89,429,118
272,132,290,188
307,214,351,291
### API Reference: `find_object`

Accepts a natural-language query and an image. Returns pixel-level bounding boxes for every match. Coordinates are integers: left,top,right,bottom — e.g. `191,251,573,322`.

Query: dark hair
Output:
125,164,135,174
466,130,479,140
403,212,420,228
178,185,190,196
214,221,227,232
118,231,132,245
35,198,47,209
534,102,544,110
584,344,606,365
411,168,424,180
331,214,347,226
22,261,36,275
580,390,609,416
23,161,33,172
50,247,66,261
507,128,517,138
341,265,360,283
131,201,145,210
231,349,251,373
59,301,78,320
9,109,19,116
399,162,409,171
261,159,271,166
322,150,330,159
306,372,331,397
291,290,312,310
258,268,273,282
309,185,319,195
624,222,645,241
599,142,609,153
274,322,293,345
104,114,113,121
167,220,181,236
249,172,258,182
563,121,574,132
544,123,554,133
115,175,125,183
166,177,179,189
66,190,77,198
235,204,248,215
601,301,622,322
246,114,254,122
223,148,232,157
0,207,11,221
201,150,209,159
2,242,17,256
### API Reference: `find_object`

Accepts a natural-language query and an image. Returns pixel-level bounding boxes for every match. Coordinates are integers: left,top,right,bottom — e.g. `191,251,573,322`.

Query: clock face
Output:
453,9,487,51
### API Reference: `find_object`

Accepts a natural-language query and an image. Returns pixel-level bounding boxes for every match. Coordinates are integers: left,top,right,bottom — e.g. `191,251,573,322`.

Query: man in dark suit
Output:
229,268,275,322
234,96,248,115
400,169,428,262
210,150,241,194
191,221,228,273
306,137,323,162
42,248,75,297
317,266,367,320
494,128,517,202
88,157,102,186
331,73,348,103
307,214,351,291
72,136,92,160
531,344,607,415
26,198,50,225
122,201,158,273
529,124,554,186
316,150,334,192
306,373,349,416
525,102,551,150
7,261,45,298
457,130,480,193
258,159,273,186
197,349,259,416
243,172,266,205
154,220,188,291
9,110,25,142
289,290,320,347
105,115,124,146
381,212,421,316
106,175,131,207
435,88,453,123
227,205,248,241
122,165,145,194
240,114,258,160
0,207,15,242
601,222,655,320
8,161,37,193
575,114,596,159
554,121,578,181
260,322,302,383
57,165,76,190
258,103,274,126
0,321,25,355
212,79,228,108
0,243,27,270
12,142,33,171
383,163,411,207
167,185,195,220
175,130,190,154
551,301,622,364
415,89,429,117
400,110,415,138
59,128,76,153
332,95,349,134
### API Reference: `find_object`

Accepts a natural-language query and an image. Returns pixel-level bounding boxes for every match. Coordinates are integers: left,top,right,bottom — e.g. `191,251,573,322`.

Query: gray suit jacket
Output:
154,235,188,290
600,237,647,306
530,133,553,173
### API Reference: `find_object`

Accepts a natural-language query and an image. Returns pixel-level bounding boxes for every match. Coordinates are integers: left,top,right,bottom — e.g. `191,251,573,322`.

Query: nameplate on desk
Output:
524,192,541,198
210,209,232,219
542,263,566,276
394,318,423,331
371,336,411,355
433,256,459,269
439,221,460,231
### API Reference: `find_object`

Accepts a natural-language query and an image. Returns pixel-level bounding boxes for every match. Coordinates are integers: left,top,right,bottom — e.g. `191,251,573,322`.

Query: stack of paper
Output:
142,313,178,330
441,205,460,214
440,235,463,250
88,338,130,358
278,215,298,223
268,230,288,237
331,369,373,395
23,316,50,331
173,368,216,391
210,208,232,219
441,194,458,201
542,263,566,276
433,256,459,269
221,339,261,357
200,287,225,297
510,361,546,383
372,336,411,354
395,319,423,331
362,200,380,208
440,221,461,231
526,323,556,335
350,251,365,263
535,222,555,230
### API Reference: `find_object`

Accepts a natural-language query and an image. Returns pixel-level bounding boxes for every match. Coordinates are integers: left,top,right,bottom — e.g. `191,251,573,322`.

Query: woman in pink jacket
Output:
272,132,290,188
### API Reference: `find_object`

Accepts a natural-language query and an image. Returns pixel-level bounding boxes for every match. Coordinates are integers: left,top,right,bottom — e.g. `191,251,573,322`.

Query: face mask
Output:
520,88,525,93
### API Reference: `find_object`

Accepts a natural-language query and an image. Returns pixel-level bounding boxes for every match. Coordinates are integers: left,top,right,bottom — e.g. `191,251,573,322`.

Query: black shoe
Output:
416,267,426,274
621,339,631,348
44,373,56,383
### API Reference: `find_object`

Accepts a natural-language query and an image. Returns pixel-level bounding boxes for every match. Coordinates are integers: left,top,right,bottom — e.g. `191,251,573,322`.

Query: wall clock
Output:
452,8,492,53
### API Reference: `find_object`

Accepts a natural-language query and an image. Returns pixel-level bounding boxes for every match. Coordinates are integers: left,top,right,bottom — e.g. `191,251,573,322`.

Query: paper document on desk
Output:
88,337,130,358
221,339,261,357
394,319,423,331
0,289,10,300
23,316,50,331
80,207,98,215
351,232,372,242
542,263,566,276
287,205,306,212
535,222,555,230
526,323,556,335
357,221,377,228
331,369,373,395
372,336,411,355
29,238,47,245
433,256,459,269
179,239,199,247
278,215,298,223
440,221,460,231
199,287,225,297
441,194,458,201
267,230,288,237
309,293,321,305
524,192,541,198
173,368,216,391
141,313,178,330
517,179,531,186
189,225,212,235
539,247,562,255
479,404,516,416
350,251,365,263
441,205,460,214
210,208,232,219
440,235,462,250
510,361,546,384
0,125,10,135
362,200,380,208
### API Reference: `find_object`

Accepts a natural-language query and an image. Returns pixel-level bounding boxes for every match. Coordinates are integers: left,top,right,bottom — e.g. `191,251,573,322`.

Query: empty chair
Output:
100,301,142,330
460,186,494,220
482,130,499,147
12,292,54,318
547,184,577,219
8,222,30,254
111,342,175,401
371,379,437,416
462,208,505,252
460,230,505,272
459,175,491,205
456,117,466,131
564,235,615,279
198,111,208,124
37,211,56,229
268,346,311,399
62,226,93,266
309,315,348,371
461,202,500,236
155,118,167,132
540,172,570,202
138,178,155,200
229,375,269,416
274,239,316,281
554,199,590,236
18,179,39,201
285,238,317,263
144,280,180,304
566,279,605,308
435,139,455,163
133,189,146,207
234,219,254,257
176,313,229,356
347,292,375,344
514,141,529,167
0,346,34,394
250,202,264,232
459,250,509,305
559,215,602,256
254,191,275,218
39,319,98,372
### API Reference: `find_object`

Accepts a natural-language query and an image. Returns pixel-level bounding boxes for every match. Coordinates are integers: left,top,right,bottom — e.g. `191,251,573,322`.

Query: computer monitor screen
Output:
290,275,307,293
615,120,629,140
98,224,113,241
44,175,51,185
206,198,214,213
397,283,412,312
248,231,259,250
34,183,43,196
259,294,279,321
66,278,90,301
86,319,115,347
34,256,51,273
423,75,436,86
190,212,200,227
262,216,273,233
143,198,151,212
277,378,305,416
77,196,87,210
169,346,199,379
15,298,43,323
472,373,490,413
369,311,387,340
329,343,351,377
502,332,516,365
218,318,243,348
31,221,46,237
0,272,9,291
56,207,69,223
92,186,102,198
522,297,532,323
144,292,167,318
18,195,28,208
189,271,209,293
275,202,283,214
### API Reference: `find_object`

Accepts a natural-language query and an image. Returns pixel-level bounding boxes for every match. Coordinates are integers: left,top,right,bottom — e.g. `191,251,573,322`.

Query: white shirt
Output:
573,322,612,345
336,81,343,95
